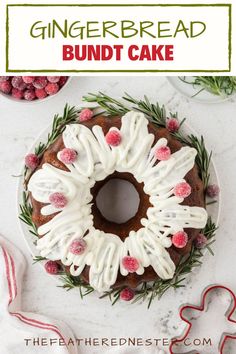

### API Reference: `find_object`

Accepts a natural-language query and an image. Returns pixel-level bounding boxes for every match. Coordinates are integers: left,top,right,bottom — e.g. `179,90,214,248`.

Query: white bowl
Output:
0,76,71,104
167,76,236,104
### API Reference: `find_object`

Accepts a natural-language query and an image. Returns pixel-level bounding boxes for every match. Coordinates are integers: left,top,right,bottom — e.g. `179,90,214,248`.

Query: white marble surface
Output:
0,76,236,353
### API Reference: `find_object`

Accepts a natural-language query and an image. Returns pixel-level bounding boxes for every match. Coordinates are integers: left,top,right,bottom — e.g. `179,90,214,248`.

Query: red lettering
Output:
128,45,139,60
151,45,164,61
87,45,100,61
62,45,74,60
101,45,113,60
114,45,123,60
75,45,86,60
165,45,174,60
128,44,174,61
139,45,151,60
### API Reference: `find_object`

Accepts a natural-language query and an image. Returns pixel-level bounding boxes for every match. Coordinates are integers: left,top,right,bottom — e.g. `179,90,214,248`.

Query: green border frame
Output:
6,3,232,73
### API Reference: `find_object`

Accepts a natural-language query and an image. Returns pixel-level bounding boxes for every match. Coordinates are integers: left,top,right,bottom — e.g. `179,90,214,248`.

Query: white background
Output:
0,0,235,74
1,76,236,352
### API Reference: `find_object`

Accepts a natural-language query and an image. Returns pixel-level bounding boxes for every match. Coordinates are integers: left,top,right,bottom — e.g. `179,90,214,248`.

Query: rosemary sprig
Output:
59,274,94,298
34,142,46,157
123,93,167,126
24,104,80,178
173,133,211,189
31,253,94,297
19,191,38,237
100,287,125,305
83,92,185,129
33,256,46,264
46,104,79,146
191,135,212,189
179,76,236,97
83,92,129,116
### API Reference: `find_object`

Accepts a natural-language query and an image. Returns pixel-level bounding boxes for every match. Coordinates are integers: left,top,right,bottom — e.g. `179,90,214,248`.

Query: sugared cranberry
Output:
105,130,122,147
166,118,180,133
172,231,188,248
33,76,47,89
155,146,171,161
12,88,24,100
0,80,12,94
122,256,139,273
79,108,93,122
206,184,220,198
174,182,191,198
49,192,68,209
24,89,36,101
26,83,35,90
11,76,27,90
60,148,77,164
69,239,87,255
194,233,208,249
120,288,135,301
47,76,60,83
22,76,35,84
35,88,47,99
0,76,10,82
45,83,59,95
45,260,60,275
25,153,39,169
59,76,68,86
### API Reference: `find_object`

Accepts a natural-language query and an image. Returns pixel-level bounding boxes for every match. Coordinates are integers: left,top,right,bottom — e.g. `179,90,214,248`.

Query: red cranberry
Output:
11,76,27,90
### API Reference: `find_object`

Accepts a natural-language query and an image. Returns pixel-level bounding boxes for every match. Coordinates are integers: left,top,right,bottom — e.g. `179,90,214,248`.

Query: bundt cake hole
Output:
91,172,152,241
96,178,140,224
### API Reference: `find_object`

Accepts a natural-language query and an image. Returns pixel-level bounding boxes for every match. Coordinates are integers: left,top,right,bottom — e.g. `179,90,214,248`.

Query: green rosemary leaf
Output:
83,92,129,116
35,142,46,156
79,285,84,299
99,291,112,300
19,191,38,236
33,256,46,264
29,230,38,237
58,273,94,296
112,292,122,306
206,200,217,206
172,133,211,189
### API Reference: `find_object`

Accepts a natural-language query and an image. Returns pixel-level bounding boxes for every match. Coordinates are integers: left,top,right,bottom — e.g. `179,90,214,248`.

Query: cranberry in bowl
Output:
0,76,70,102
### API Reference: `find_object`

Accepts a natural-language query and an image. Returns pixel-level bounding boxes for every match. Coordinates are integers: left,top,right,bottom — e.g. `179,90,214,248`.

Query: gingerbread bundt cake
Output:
28,111,207,292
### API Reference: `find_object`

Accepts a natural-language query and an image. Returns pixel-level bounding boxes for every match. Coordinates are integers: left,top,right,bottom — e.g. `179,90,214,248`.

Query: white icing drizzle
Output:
28,111,208,293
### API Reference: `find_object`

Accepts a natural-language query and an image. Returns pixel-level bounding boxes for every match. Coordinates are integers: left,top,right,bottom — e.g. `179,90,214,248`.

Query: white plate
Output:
17,116,221,281
167,76,236,104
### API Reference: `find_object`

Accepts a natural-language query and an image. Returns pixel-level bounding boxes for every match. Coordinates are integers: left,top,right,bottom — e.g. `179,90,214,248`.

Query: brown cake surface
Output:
30,115,205,289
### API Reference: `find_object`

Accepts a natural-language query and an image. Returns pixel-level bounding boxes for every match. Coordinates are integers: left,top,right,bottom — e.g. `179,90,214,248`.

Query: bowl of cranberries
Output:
0,76,70,102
